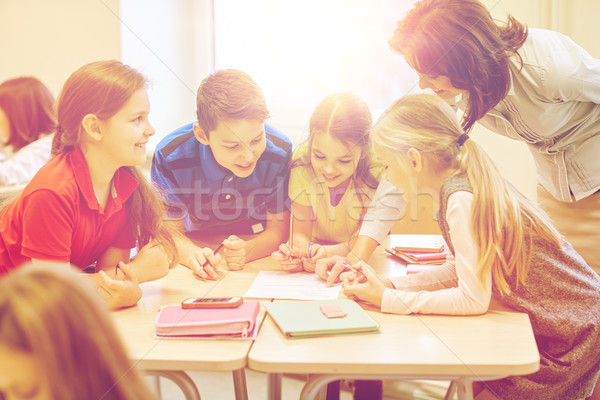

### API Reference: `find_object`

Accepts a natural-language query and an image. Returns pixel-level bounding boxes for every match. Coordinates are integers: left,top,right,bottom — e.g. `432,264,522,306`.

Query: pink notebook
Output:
155,301,260,338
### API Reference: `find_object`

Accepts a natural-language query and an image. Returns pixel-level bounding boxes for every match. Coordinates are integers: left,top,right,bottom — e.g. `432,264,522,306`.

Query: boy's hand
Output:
190,247,221,280
342,261,386,308
223,235,246,270
315,255,350,287
97,262,142,309
178,243,220,280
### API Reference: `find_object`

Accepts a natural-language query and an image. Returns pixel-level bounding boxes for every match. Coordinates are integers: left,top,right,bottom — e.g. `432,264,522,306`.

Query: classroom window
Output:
213,0,419,139
120,0,419,146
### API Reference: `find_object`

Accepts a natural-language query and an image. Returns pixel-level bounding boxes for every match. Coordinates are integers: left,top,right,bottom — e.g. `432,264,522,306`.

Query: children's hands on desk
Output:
341,261,386,308
223,235,246,270
272,243,326,273
130,242,170,282
301,244,326,273
97,262,142,309
315,255,350,286
190,247,221,280
177,244,220,280
272,244,304,272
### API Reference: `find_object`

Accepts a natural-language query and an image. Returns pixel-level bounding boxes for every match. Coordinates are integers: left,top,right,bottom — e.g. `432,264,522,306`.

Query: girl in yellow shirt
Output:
273,92,383,273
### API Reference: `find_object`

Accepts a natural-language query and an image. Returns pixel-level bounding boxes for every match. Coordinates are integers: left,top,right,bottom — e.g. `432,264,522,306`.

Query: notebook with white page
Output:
244,271,341,300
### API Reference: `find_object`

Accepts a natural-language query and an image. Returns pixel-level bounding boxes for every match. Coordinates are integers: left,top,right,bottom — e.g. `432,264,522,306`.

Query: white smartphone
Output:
181,296,243,309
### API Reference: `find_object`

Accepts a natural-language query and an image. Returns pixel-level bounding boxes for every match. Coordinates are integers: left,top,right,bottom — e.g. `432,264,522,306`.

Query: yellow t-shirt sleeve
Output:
288,165,313,207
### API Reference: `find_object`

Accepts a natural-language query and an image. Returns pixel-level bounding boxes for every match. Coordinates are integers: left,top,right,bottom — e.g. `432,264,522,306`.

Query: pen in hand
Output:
288,217,294,261
203,243,224,267
342,261,365,276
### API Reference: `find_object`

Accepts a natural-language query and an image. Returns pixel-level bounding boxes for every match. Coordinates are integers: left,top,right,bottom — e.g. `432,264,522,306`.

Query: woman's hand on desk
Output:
341,261,388,308
97,262,142,309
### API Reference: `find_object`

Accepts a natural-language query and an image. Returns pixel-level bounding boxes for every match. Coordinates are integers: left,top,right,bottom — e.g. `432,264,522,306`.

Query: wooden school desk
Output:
110,258,280,400
247,235,541,400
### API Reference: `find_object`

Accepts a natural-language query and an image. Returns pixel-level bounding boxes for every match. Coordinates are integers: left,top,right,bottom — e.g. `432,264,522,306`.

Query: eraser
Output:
320,305,347,318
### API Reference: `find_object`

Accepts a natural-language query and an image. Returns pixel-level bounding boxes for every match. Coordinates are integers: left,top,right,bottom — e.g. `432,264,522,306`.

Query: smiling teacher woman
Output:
388,0,600,272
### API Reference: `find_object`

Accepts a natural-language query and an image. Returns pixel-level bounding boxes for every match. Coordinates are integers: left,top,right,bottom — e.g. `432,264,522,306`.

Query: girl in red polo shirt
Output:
0,60,177,309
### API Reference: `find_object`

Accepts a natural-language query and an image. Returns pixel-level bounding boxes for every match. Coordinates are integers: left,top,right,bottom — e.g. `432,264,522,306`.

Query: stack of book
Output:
385,235,448,274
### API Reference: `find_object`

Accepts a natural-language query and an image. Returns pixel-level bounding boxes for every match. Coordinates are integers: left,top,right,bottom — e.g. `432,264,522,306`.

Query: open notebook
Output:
265,299,379,338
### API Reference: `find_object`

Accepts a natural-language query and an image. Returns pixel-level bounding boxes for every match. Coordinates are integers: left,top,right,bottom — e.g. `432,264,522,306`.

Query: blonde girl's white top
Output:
0,134,54,186
380,191,492,315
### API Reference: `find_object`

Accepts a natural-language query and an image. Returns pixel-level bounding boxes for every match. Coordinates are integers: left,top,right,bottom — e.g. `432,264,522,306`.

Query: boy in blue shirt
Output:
151,69,292,277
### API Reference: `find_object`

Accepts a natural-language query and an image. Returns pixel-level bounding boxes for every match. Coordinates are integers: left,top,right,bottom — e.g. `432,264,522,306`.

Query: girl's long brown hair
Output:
389,0,528,132
52,60,177,262
0,76,56,151
0,264,157,400
371,94,562,295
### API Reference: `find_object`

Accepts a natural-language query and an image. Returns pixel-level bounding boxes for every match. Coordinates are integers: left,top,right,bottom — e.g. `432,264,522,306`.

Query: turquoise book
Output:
264,299,380,338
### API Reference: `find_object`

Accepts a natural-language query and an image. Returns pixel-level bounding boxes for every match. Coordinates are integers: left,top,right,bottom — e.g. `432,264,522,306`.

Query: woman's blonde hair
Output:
371,93,562,294
0,264,157,400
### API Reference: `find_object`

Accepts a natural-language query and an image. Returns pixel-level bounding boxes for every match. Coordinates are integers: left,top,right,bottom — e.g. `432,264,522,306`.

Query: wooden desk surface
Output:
249,307,539,377
111,234,539,391
111,257,280,372
248,235,540,386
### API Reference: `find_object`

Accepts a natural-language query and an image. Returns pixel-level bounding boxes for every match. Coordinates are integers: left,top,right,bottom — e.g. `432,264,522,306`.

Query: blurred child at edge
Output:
0,77,56,186
0,263,158,400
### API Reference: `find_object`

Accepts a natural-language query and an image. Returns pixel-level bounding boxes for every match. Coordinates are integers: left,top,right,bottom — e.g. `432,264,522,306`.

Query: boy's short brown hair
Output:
196,69,270,135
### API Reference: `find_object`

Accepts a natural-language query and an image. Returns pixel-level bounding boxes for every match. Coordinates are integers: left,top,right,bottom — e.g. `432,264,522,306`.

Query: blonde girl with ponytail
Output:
342,93,600,400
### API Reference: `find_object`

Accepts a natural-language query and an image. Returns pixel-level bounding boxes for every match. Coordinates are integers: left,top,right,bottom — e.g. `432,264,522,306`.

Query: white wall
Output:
0,0,121,98
120,0,215,148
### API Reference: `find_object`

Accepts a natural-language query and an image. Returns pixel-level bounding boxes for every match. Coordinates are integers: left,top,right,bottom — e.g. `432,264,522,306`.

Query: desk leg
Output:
455,378,474,400
300,375,340,400
444,381,457,400
144,370,200,400
232,369,248,400
267,373,282,400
